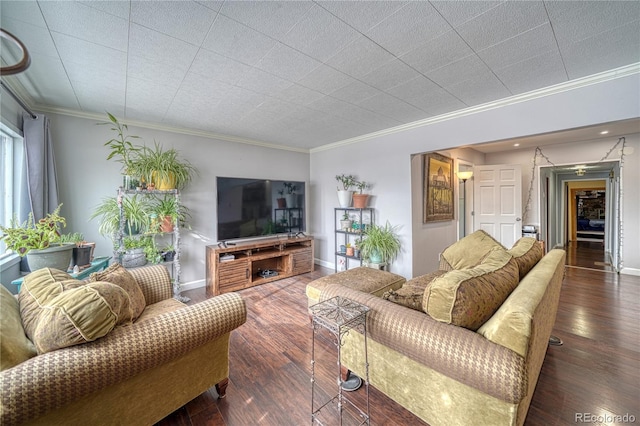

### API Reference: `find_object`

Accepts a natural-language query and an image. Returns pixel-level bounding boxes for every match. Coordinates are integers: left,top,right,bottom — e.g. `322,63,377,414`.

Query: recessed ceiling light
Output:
514,143,520,147
600,130,609,135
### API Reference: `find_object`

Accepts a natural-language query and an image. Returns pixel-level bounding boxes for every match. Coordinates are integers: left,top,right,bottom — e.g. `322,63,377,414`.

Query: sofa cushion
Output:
31,282,132,354
18,268,85,341
1,285,37,371
424,247,519,330
508,237,543,279
383,270,447,311
89,263,146,320
439,230,504,271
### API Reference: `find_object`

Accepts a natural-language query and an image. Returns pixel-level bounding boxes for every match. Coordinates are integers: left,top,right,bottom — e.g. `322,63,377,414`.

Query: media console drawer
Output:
206,236,314,296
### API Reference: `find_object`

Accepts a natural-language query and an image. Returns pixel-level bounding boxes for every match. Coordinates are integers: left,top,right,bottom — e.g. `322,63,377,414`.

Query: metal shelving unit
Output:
334,207,374,272
116,187,187,302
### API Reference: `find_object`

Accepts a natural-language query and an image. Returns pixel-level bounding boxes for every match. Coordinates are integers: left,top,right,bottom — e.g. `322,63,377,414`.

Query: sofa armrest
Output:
0,292,246,426
320,285,527,404
128,265,173,305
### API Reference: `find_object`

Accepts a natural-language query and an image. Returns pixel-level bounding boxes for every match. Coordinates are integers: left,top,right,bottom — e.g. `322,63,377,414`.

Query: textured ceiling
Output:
1,0,639,151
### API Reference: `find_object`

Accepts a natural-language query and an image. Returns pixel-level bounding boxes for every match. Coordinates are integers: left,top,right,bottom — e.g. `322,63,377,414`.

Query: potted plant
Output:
90,195,152,239
283,182,298,208
59,232,94,268
153,195,188,233
353,180,370,209
132,141,197,190
161,244,176,262
340,212,352,231
0,204,74,271
276,189,287,208
359,221,401,265
336,174,356,208
100,112,142,189
90,195,153,268
121,236,148,268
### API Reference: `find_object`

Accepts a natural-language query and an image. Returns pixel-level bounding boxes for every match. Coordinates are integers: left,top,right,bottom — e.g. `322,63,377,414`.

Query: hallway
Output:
564,240,614,272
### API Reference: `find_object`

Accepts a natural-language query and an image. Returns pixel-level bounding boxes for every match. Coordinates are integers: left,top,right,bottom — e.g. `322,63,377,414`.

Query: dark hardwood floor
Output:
157,244,639,426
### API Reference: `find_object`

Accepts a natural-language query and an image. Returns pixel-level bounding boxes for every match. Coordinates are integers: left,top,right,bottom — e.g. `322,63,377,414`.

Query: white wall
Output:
310,73,640,279
48,113,310,288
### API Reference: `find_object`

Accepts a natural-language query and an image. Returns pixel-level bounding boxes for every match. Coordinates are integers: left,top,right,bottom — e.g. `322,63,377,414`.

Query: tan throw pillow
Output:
424,247,519,331
439,230,504,271
18,268,85,341
32,282,133,354
90,263,146,320
508,237,543,279
1,285,37,371
383,270,446,311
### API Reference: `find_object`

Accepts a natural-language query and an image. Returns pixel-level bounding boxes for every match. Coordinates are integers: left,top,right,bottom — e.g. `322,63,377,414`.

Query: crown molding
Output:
31,105,310,154
5,62,638,155
310,63,640,154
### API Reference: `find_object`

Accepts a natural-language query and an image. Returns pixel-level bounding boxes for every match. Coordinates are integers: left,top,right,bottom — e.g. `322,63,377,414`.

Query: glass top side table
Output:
310,296,370,425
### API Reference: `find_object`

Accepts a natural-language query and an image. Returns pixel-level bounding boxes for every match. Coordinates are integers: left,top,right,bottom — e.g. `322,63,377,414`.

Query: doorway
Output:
540,161,620,272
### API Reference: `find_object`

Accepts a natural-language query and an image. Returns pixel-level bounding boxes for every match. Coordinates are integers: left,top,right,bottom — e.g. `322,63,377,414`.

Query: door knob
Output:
516,217,522,221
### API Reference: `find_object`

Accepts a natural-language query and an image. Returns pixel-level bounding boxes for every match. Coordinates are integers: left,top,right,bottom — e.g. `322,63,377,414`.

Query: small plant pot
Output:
72,245,93,268
26,243,75,272
122,248,147,268
285,193,296,208
346,247,354,257
337,190,353,208
339,245,346,254
340,220,353,231
277,198,287,208
352,194,369,208
160,215,174,233
163,250,176,262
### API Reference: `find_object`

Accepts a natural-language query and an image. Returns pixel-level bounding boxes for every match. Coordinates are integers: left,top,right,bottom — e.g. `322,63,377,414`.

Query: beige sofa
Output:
1,264,247,425
316,231,566,426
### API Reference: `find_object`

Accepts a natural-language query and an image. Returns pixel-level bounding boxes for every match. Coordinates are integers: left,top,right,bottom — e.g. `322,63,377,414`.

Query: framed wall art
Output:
423,152,454,223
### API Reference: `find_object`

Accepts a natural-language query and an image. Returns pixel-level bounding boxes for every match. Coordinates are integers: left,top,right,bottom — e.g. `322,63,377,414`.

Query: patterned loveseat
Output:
0,264,246,425
317,231,566,426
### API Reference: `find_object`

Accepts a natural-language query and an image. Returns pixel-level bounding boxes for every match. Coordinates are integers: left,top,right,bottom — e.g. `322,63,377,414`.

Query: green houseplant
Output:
353,180,370,208
0,204,74,271
132,141,197,190
100,112,142,189
336,174,356,208
153,195,189,233
359,221,401,265
90,195,152,240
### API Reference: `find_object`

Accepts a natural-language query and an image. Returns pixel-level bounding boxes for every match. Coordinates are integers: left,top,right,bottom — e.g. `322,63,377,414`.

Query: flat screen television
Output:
216,177,306,241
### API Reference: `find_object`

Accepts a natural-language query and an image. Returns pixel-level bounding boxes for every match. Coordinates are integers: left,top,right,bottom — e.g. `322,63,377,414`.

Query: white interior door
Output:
473,164,522,248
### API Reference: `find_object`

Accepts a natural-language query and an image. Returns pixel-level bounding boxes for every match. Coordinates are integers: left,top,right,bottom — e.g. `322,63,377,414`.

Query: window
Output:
0,124,24,257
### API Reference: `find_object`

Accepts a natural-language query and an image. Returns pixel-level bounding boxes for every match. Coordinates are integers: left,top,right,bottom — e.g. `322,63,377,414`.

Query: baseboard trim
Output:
315,258,334,270
620,267,640,277
180,279,205,291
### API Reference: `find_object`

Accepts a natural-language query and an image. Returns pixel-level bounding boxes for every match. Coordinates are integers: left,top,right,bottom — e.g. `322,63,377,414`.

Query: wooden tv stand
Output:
206,235,314,296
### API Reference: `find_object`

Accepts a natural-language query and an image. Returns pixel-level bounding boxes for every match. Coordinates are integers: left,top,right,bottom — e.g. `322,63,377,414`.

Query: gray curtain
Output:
19,112,59,271
20,112,59,221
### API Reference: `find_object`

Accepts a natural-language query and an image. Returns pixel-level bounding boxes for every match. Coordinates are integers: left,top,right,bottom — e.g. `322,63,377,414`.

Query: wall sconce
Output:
456,170,473,237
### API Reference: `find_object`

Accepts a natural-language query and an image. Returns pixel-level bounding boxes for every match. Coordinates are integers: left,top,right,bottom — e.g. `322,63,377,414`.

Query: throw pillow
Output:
383,270,446,311
32,282,133,354
423,247,519,330
18,268,85,341
439,230,504,271
1,285,37,371
508,237,543,279
89,263,146,320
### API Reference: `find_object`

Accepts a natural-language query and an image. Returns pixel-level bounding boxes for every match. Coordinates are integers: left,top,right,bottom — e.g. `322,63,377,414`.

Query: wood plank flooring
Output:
157,243,639,426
